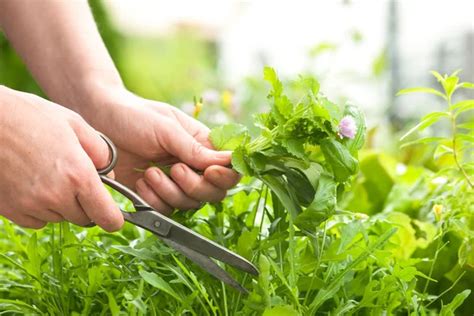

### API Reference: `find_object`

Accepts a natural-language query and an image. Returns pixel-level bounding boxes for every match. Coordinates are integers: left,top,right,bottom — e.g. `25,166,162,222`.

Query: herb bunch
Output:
210,67,366,232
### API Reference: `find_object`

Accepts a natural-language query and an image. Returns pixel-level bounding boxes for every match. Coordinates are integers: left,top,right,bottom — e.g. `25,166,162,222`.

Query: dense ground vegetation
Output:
0,68,472,315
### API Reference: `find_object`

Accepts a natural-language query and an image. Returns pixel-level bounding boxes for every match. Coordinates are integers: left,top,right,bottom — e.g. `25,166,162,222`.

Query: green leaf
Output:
372,48,387,77
400,111,450,141
232,146,253,175
456,133,474,144
458,121,474,130
430,70,444,82
460,82,474,89
139,270,183,302
209,123,248,150
443,75,459,98
453,100,474,118
263,305,299,316
400,137,447,149
262,175,302,219
295,175,337,231
25,233,41,280
106,291,120,316
0,299,42,314
320,139,358,182
237,227,259,259
263,66,282,97
309,227,398,312
439,290,471,316
396,87,446,100
343,104,366,154
309,42,337,57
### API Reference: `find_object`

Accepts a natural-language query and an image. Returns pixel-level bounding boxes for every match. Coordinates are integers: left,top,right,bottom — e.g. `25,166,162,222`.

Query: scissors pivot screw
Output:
154,221,161,228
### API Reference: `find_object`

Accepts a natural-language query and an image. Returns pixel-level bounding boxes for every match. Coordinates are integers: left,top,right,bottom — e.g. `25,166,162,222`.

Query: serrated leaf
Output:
263,66,282,97
396,87,446,100
209,123,248,150
263,305,299,316
400,111,450,141
231,146,253,175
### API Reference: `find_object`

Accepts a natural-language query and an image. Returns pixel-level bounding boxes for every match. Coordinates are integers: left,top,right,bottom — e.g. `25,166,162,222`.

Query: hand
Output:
83,88,240,215
0,86,123,231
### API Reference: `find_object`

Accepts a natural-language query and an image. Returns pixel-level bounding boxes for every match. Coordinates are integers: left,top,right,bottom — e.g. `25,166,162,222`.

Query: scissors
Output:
96,133,259,293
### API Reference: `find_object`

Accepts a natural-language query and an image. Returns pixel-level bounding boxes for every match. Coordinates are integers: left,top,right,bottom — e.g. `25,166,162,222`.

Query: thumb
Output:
160,121,231,170
69,116,111,170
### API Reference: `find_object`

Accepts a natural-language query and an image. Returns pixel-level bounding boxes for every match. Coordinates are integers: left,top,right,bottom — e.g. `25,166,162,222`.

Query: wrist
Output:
48,68,125,115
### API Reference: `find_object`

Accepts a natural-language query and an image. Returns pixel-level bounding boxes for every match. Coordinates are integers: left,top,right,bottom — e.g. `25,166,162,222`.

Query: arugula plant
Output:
210,67,366,233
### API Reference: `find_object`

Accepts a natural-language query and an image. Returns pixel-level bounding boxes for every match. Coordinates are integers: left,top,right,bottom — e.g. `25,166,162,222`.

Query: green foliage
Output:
0,65,473,315
210,67,366,232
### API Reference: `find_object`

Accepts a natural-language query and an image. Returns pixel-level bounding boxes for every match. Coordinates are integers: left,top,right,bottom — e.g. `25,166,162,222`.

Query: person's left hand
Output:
83,89,240,215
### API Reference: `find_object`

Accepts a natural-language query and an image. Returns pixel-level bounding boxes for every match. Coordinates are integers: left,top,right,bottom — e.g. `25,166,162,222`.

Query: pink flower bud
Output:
339,116,357,139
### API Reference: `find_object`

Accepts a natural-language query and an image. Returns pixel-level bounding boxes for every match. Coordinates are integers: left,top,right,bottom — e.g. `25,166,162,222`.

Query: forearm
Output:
0,0,123,114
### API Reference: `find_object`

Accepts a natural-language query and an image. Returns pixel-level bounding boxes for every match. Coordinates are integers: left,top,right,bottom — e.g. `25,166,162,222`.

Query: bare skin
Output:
0,86,123,231
0,0,239,229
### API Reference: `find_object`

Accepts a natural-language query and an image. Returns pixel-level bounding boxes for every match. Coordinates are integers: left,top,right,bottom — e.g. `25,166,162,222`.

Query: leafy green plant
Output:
210,67,366,233
0,69,472,315
397,70,474,188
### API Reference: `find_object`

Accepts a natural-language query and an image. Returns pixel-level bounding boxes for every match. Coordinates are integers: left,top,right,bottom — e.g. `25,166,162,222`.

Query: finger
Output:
69,116,111,170
57,198,93,227
11,214,47,229
144,167,201,210
203,165,241,190
170,163,227,202
76,170,123,232
159,121,231,170
27,209,64,223
136,178,173,215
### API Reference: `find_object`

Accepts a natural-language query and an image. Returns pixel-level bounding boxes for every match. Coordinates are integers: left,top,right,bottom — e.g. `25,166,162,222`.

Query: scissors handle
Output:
97,133,151,208
97,133,119,175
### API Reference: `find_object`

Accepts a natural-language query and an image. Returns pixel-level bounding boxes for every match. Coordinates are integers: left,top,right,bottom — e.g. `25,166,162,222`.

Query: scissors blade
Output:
122,210,259,276
162,238,248,293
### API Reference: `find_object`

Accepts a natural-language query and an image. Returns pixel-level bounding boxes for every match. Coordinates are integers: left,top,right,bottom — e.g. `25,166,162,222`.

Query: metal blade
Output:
162,238,248,294
123,210,259,276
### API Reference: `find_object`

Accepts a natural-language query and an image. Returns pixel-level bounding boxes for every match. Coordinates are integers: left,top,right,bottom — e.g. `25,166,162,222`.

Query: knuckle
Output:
67,112,86,128
67,163,93,189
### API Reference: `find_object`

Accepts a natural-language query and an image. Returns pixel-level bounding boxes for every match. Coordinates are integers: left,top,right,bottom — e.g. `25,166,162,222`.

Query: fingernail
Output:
152,168,161,181
173,164,186,178
215,151,232,161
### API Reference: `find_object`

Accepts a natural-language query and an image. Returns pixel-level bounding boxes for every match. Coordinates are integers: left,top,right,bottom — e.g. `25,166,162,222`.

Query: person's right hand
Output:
0,86,123,231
